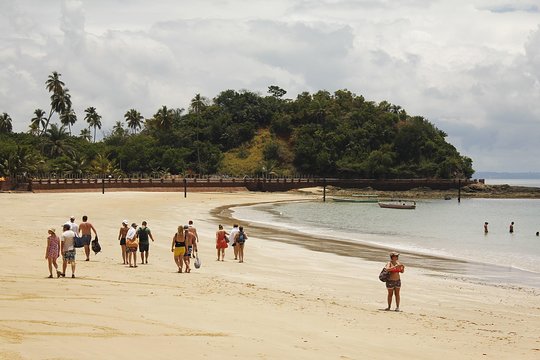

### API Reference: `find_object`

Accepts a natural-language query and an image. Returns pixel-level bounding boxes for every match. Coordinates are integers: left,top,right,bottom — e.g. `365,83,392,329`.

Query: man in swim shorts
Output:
79,215,97,261
137,221,155,264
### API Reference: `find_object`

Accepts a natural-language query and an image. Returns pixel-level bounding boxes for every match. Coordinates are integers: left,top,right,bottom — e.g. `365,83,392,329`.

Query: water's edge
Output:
210,200,540,290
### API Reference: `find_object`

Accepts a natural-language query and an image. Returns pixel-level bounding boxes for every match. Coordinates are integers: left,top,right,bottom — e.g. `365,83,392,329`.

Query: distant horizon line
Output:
474,171,540,179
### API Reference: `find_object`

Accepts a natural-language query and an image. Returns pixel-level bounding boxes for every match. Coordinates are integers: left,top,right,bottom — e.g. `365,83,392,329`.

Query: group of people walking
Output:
118,220,155,267
44,215,98,278
45,217,249,278
215,223,248,262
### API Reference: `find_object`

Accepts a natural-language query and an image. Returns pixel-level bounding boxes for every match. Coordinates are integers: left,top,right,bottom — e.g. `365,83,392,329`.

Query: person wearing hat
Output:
68,216,79,234
118,220,129,264
125,223,139,267
384,252,405,312
45,227,61,278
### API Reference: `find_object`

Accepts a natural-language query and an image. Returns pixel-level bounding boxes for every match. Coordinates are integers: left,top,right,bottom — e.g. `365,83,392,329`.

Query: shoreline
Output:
211,199,540,290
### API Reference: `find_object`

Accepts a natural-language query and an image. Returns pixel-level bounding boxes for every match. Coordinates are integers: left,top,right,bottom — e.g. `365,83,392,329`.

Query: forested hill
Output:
0,82,474,179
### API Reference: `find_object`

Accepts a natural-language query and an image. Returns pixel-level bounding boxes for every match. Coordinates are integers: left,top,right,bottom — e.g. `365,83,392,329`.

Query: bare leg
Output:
386,288,393,310
140,252,144,264
174,255,183,272
121,245,126,264
133,252,137,267
62,259,67,276
183,256,191,272
47,257,53,276
145,251,149,264
394,288,401,310
84,244,90,260
71,261,76,277
238,244,244,263
234,244,238,260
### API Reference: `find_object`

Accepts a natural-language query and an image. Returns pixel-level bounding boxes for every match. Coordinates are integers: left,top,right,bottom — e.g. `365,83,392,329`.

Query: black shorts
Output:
120,237,126,245
81,234,92,246
139,243,149,252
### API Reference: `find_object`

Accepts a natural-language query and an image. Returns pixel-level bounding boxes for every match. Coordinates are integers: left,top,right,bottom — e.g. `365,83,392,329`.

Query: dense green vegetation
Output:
0,72,474,180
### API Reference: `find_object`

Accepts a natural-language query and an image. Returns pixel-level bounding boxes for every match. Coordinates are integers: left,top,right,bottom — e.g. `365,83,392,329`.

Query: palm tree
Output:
42,72,70,135
43,124,74,157
79,128,92,142
89,153,120,177
189,94,208,174
0,112,13,133
30,109,46,135
60,107,77,136
84,107,102,142
124,109,143,134
153,106,174,131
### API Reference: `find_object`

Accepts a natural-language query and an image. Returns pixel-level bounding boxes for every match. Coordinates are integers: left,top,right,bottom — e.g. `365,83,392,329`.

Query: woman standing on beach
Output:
215,224,229,261
385,252,404,311
235,226,248,263
45,228,60,278
171,226,186,273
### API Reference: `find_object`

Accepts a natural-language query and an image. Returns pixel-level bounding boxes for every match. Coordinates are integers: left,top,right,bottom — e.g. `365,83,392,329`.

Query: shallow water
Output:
231,198,540,288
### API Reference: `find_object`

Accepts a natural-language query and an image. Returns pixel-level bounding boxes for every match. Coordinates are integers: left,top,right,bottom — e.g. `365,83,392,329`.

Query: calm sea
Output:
232,197,540,288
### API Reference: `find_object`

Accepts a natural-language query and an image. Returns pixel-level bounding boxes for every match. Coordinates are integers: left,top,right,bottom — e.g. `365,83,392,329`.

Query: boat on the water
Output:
332,194,379,203
378,201,416,209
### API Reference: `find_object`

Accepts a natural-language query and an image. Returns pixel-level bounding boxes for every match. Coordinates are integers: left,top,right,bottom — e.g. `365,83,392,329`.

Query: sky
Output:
1,0,540,173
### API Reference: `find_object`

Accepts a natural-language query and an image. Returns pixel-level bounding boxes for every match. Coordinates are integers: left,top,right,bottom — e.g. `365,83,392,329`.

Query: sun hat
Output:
48,227,56,234
122,220,128,225
390,252,400,257
183,225,189,229
70,215,75,220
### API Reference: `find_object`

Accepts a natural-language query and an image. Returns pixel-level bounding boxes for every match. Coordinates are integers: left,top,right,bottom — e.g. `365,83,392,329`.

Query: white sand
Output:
0,191,539,359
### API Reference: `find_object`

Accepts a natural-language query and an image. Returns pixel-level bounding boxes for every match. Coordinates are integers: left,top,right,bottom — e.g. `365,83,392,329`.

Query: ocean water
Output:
232,198,540,287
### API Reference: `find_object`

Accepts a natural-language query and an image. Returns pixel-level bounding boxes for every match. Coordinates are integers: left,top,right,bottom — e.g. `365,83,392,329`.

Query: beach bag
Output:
74,236,85,248
91,236,101,254
225,234,230,243
379,267,389,282
194,255,201,269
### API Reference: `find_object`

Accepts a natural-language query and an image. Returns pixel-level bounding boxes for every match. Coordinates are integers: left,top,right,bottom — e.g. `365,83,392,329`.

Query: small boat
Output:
378,201,416,209
332,194,379,203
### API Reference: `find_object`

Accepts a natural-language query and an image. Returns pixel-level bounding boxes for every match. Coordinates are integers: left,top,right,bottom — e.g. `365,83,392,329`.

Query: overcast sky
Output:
1,0,540,173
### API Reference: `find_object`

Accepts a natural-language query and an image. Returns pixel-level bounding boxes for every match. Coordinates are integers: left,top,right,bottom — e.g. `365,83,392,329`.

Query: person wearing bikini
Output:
385,252,405,312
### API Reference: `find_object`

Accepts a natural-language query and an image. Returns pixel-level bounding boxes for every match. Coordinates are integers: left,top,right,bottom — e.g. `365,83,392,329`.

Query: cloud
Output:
0,0,539,171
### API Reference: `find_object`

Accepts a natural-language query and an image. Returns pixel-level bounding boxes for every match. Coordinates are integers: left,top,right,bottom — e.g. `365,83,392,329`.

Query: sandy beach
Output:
0,191,539,360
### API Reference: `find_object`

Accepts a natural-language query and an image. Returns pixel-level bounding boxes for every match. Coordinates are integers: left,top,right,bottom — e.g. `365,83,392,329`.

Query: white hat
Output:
122,220,128,225
70,215,75,220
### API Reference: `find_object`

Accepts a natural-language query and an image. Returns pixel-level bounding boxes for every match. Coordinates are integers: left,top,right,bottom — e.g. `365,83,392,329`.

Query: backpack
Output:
238,231,245,243
91,236,101,254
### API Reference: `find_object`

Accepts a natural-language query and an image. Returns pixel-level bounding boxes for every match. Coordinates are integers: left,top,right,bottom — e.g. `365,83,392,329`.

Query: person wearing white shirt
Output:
229,224,239,260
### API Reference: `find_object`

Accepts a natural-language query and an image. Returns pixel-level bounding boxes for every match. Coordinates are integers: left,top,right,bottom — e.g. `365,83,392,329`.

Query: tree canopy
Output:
0,73,474,180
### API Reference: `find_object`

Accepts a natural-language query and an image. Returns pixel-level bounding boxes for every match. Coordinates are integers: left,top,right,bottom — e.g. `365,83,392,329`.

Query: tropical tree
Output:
60,107,77,135
79,128,92,142
89,153,120,177
124,109,143,134
30,109,46,135
189,94,209,174
84,107,102,143
42,124,74,157
43,72,71,135
152,105,174,131
0,112,13,133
